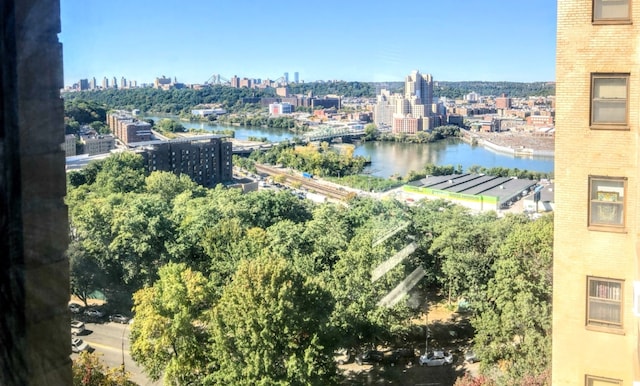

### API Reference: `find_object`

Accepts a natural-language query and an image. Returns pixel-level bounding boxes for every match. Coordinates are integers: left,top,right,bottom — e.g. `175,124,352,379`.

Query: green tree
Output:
72,351,136,386
145,171,203,203
472,215,553,383
207,257,338,386
130,262,215,384
93,152,146,194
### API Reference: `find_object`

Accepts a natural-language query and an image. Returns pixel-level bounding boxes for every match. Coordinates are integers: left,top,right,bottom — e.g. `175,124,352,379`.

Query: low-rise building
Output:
80,134,115,155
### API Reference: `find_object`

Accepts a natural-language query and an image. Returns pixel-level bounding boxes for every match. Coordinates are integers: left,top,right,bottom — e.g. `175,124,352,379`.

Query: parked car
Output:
84,308,105,318
68,303,82,314
464,349,479,363
334,348,352,365
71,338,92,353
70,320,85,335
355,350,384,365
419,350,453,366
389,348,416,365
109,314,130,324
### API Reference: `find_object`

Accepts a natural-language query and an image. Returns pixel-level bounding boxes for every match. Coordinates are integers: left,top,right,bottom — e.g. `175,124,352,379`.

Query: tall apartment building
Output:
374,70,436,133
138,137,233,187
554,0,640,384
107,112,152,144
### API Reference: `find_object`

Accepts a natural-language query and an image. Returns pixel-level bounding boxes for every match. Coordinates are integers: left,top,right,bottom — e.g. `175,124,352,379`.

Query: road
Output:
72,321,160,386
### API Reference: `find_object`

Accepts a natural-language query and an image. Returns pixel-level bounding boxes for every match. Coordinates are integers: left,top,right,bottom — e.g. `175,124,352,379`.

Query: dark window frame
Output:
592,0,632,24
588,175,627,231
590,73,630,129
586,276,624,331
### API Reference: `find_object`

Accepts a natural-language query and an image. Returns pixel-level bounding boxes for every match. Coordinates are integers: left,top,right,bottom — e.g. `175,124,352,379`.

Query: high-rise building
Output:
102,76,109,89
112,76,118,89
138,137,233,187
374,70,436,132
284,72,289,84
553,0,639,384
294,72,299,83
78,78,89,90
89,77,96,90
120,76,127,89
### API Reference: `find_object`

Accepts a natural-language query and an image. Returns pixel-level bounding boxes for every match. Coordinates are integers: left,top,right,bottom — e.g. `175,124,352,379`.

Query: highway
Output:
72,321,160,386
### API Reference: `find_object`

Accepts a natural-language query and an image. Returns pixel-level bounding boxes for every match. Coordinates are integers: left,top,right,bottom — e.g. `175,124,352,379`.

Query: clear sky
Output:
60,0,557,86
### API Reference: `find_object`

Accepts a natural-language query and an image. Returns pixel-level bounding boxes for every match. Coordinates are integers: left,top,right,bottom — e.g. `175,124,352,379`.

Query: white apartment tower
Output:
374,70,435,133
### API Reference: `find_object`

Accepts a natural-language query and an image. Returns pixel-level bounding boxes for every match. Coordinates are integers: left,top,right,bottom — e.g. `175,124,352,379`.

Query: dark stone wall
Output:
1,0,71,384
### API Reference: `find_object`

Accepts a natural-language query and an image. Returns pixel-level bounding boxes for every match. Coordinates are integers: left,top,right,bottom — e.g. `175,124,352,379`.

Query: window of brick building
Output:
591,74,629,128
593,0,631,22
589,176,626,229
587,277,623,329
585,374,623,385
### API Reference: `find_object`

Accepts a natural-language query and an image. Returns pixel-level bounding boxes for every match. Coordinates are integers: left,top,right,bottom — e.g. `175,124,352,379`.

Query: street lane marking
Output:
84,340,130,355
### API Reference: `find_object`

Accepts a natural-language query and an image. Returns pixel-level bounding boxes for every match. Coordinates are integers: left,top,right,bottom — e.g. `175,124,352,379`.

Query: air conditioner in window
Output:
634,281,640,317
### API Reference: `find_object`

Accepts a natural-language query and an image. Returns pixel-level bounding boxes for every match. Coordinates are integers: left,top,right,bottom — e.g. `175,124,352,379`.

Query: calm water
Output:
145,116,554,178
354,139,554,178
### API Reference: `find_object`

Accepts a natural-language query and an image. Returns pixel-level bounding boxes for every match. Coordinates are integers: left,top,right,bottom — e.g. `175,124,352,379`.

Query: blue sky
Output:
60,0,557,86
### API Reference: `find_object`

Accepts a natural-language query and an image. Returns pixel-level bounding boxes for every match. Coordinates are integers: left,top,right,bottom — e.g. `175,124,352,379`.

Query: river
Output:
144,116,554,178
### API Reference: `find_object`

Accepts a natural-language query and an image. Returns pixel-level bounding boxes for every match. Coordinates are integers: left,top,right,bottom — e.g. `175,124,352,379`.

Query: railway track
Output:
255,164,351,200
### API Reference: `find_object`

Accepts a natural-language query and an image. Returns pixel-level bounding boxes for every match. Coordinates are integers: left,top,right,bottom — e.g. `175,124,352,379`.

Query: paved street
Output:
72,321,160,386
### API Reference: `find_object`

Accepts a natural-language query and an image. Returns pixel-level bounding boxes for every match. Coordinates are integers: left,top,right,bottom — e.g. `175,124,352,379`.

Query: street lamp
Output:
424,296,429,354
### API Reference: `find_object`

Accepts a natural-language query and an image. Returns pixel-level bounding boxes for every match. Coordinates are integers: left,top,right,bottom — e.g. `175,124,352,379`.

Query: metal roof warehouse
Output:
404,173,538,212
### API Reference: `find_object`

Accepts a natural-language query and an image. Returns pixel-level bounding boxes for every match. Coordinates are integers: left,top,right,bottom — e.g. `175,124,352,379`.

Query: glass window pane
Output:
587,278,623,327
593,101,627,123
594,0,630,20
590,179,624,200
593,78,626,98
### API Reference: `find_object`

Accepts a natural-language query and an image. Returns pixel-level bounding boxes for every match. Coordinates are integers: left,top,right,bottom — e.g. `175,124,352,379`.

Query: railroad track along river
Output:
255,164,351,201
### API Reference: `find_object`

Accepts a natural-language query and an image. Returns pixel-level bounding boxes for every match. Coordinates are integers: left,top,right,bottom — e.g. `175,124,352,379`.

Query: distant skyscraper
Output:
294,72,299,83
102,76,109,89
89,77,96,89
112,76,117,89
79,78,89,91
120,77,127,89
404,70,433,105
284,72,289,84
373,70,436,132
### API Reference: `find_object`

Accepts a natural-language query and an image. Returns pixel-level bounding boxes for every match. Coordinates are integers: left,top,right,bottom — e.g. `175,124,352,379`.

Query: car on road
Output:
389,348,416,365
355,350,384,365
68,303,82,314
71,338,92,353
71,320,85,335
109,314,130,324
419,350,453,366
84,308,105,318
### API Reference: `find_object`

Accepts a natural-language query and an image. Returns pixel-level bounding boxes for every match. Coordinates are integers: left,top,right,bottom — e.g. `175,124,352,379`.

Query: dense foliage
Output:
434,81,556,99
72,352,135,386
66,154,553,385
249,142,368,177
63,86,277,115
64,99,109,135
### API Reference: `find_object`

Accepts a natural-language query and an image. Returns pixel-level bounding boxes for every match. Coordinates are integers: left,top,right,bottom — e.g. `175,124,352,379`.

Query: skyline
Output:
60,0,557,86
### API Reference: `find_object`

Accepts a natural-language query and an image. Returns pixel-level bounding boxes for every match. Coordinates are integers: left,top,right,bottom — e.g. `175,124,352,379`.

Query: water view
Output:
145,116,555,178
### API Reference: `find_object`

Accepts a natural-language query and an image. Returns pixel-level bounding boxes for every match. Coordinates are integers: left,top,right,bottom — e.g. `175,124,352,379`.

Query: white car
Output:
419,350,453,366
71,338,92,353
71,320,85,335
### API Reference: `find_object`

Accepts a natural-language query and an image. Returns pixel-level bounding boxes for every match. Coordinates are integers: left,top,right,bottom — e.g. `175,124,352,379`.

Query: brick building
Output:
138,137,233,187
107,112,152,144
553,0,640,384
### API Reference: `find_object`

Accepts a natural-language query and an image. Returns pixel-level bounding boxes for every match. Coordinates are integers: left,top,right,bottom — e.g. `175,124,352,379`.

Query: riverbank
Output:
461,129,554,157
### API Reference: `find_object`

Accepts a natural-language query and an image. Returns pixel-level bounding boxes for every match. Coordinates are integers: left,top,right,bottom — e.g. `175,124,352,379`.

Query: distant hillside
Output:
371,81,555,99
